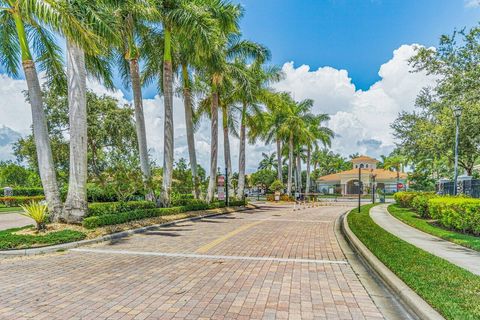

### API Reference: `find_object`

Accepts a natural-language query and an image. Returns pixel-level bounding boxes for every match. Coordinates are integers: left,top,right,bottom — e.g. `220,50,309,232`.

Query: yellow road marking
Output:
195,220,266,253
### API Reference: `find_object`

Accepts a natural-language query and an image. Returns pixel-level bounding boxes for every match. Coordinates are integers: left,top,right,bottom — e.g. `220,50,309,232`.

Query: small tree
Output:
270,179,284,193
20,202,48,232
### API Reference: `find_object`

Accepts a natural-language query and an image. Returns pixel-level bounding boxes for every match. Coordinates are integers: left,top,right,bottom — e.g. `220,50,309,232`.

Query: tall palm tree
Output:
152,0,216,206
279,97,315,196
201,34,269,202
113,0,157,199
257,92,290,184
302,114,333,193
258,152,277,171
235,62,282,199
0,0,103,220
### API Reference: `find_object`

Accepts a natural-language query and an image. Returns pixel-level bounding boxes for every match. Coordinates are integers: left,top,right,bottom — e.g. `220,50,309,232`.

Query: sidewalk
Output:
370,204,480,276
0,212,32,231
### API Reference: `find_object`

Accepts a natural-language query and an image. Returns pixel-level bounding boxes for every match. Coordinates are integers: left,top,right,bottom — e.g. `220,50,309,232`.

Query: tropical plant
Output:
113,0,157,197
201,35,269,202
20,201,49,231
258,152,277,171
0,0,66,217
278,96,315,195
269,179,284,193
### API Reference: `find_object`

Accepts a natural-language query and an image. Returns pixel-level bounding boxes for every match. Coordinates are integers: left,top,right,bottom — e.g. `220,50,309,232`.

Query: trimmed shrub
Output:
87,201,155,217
266,194,294,202
0,196,45,207
428,197,480,235
229,200,247,206
83,200,247,229
10,187,44,196
170,198,206,207
393,191,418,208
411,193,438,218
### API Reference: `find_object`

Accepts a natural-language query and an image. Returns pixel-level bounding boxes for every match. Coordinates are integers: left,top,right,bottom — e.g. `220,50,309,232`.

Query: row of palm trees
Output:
1,0,332,223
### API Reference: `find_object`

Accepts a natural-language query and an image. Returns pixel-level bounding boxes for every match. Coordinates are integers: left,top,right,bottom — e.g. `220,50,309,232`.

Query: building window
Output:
366,164,369,168
360,164,364,169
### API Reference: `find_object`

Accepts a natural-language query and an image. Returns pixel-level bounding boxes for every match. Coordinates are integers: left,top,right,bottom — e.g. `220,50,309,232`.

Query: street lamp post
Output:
453,106,462,196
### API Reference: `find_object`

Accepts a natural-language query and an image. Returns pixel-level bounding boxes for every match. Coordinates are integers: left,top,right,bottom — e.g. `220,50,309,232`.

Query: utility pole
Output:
225,167,229,206
358,167,361,213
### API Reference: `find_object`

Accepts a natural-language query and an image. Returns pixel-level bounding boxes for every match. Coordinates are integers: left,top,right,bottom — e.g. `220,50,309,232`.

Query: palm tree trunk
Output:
64,41,88,223
15,13,62,220
237,102,247,199
222,105,232,195
22,60,63,219
306,147,311,194
276,138,282,183
287,133,293,196
161,29,174,207
297,153,302,193
129,58,152,198
181,64,199,198
207,89,219,203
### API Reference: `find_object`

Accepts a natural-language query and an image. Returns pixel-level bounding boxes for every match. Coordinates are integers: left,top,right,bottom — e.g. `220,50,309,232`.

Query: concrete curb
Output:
341,208,445,320
0,205,255,257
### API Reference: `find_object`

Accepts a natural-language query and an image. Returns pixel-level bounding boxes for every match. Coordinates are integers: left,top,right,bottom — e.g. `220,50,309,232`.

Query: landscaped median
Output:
347,204,480,320
393,191,480,250
0,199,248,251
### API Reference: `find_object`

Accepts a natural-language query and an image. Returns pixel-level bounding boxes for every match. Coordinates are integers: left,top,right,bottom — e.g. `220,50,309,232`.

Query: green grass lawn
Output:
0,207,21,213
348,204,480,319
388,204,480,252
0,226,86,250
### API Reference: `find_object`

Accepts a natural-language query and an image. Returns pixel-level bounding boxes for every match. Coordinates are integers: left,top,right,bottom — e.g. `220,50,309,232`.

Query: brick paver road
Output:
0,204,385,320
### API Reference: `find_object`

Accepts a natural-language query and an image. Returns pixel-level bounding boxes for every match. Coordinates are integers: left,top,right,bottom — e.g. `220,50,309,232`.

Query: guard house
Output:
316,155,407,195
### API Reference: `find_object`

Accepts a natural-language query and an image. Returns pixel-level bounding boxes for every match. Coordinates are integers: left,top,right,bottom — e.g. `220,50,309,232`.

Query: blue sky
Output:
235,0,480,91
1,0,480,167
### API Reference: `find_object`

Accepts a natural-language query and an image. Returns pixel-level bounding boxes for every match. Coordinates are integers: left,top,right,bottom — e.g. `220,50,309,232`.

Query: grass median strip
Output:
388,204,480,252
348,204,480,320
0,226,86,250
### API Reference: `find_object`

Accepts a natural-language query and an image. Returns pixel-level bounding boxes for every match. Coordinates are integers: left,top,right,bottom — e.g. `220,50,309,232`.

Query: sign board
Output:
218,186,225,201
274,191,280,201
217,175,225,186
397,183,404,189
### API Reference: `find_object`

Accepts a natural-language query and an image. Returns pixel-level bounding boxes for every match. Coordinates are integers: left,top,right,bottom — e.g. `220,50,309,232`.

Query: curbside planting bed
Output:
347,204,480,320
0,200,248,252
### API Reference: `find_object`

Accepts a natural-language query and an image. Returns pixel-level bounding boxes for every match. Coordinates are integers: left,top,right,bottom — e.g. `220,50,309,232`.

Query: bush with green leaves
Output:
411,193,438,218
10,187,44,196
269,180,284,193
83,200,246,229
0,196,45,207
87,201,156,217
393,191,420,208
428,197,480,235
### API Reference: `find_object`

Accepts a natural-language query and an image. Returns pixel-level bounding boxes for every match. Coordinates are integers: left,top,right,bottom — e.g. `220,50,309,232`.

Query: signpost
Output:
218,175,225,201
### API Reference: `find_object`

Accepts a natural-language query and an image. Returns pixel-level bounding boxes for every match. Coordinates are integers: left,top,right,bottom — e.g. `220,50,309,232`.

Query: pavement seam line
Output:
195,219,266,253
71,248,349,264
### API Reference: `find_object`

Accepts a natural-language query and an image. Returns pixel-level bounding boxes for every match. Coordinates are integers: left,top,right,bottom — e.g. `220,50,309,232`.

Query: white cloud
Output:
465,0,480,8
0,44,435,173
274,44,435,160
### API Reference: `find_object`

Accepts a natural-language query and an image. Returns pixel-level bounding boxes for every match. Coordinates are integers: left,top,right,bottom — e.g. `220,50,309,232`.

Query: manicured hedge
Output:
266,194,295,201
411,193,438,218
0,196,45,207
170,198,205,207
349,204,480,319
393,191,419,208
87,201,156,217
428,197,480,235
7,187,44,196
83,200,246,229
